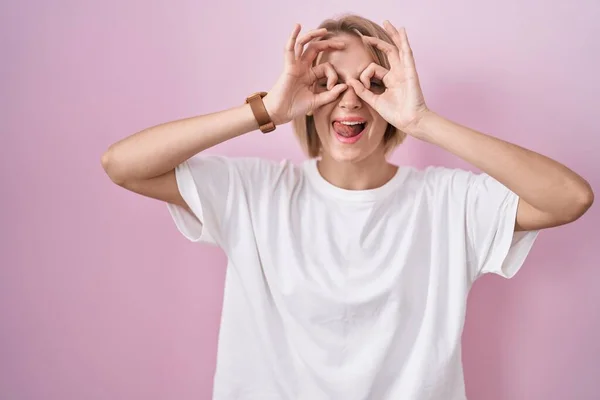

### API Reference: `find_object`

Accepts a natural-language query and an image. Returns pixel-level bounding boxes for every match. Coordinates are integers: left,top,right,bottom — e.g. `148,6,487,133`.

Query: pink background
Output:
1,0,599,399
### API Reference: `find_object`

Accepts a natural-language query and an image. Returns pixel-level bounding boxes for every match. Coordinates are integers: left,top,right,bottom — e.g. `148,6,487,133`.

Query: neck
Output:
316,153,398,191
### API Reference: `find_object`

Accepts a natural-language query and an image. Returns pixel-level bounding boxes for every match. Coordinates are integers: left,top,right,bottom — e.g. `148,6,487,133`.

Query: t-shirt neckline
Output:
302,158,411,202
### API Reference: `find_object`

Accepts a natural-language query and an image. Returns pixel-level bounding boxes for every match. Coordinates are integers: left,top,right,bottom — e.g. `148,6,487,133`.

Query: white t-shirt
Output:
167,155,539,400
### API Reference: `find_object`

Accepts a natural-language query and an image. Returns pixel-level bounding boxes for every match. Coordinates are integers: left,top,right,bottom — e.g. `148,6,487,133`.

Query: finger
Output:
397,26,412,53
397,27,416,68
383,20,403,53
361,36,401,66
300,40,346,64
285,24,302,65
313,83,348,109
311,62,337,90
359,62,389,89
346,78,377,107
294,28,328,59
384,22,416,69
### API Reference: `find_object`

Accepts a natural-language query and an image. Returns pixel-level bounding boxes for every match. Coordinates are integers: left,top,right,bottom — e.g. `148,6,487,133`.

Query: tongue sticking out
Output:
333,121,365,137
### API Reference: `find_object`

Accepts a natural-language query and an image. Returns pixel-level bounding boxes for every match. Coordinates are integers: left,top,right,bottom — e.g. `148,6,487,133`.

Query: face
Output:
312,33,388,164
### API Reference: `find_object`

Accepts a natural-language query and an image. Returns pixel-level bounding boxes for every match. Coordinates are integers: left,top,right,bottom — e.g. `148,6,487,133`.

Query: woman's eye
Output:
369,79,385,93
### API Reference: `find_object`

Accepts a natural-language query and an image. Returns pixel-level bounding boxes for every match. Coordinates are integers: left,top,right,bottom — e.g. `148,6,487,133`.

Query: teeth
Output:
339,121,364,126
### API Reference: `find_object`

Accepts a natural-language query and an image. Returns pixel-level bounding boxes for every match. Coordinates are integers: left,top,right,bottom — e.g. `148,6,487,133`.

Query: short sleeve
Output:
166,155,287,249
464,172,540,279
166,155,233,245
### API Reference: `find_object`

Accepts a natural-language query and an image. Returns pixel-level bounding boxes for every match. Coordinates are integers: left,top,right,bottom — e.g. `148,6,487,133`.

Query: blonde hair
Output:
292,14,407,158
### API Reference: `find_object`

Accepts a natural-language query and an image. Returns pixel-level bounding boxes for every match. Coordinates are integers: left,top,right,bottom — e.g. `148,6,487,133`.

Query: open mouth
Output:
332,120,367,144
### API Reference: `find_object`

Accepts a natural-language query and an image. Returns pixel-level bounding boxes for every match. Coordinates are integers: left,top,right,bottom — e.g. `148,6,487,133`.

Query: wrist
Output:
245,92,277,133
263,94,286,126
404,109,440,142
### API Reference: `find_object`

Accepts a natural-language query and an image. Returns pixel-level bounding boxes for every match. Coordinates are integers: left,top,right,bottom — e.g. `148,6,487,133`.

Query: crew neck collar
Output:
302,158,411,202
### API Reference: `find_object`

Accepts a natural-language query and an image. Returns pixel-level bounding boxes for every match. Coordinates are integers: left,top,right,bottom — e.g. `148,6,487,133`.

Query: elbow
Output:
579,183,595,214
565,182,594,222
101,147,127,186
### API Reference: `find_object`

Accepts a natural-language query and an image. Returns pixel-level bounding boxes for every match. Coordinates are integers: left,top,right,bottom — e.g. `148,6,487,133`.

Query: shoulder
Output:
190,155,304,189
404,165,477,191
227,156,301,179
186,155,299,175
405,165,509,203
401,165,511,206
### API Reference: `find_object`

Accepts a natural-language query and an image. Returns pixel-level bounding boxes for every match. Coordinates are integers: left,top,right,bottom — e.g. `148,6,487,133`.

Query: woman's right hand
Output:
263,24,349,126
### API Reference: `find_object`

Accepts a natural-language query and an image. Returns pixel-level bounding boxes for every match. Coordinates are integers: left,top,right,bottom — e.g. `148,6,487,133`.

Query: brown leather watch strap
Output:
245,92,276,134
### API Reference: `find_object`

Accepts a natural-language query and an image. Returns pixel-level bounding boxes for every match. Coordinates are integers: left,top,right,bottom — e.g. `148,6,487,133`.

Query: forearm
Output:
412,111,594,217
102,103,259,183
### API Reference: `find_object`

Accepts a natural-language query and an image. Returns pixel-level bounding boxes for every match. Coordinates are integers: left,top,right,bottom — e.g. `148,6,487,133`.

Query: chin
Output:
327,147,364,163
321,139,375,164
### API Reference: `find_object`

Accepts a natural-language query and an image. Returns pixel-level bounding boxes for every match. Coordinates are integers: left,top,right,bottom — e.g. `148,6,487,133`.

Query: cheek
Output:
312,106,335,135
367,110,389,138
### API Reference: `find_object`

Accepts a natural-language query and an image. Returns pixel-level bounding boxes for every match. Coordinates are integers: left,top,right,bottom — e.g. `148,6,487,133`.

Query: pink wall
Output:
1,0,598,399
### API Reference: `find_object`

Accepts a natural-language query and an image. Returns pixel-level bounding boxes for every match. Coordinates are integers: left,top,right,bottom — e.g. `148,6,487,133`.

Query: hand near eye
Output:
346,21,430,136
263,24,348,126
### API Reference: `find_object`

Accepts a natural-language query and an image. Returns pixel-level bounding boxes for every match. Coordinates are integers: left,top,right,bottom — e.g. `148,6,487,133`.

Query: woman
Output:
102,15,593,400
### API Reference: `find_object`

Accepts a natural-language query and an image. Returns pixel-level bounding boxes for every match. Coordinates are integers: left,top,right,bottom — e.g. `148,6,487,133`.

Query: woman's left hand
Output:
346,21,430,136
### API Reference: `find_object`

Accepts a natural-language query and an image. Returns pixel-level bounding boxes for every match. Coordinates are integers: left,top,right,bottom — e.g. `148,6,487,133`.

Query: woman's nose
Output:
338,86,362,110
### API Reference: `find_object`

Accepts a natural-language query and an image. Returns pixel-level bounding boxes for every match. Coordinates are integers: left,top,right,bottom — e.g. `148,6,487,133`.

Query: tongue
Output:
333,122,363,137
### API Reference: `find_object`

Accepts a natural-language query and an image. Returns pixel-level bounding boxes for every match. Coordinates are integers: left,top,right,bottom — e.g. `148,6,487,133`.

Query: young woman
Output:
102,14,593,400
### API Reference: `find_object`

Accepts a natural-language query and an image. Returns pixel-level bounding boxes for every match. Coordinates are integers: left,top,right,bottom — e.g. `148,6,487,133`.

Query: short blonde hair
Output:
292,14,407,158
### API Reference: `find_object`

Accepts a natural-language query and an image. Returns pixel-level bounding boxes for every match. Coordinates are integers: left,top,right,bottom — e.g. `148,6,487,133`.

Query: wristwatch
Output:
245,91,276,133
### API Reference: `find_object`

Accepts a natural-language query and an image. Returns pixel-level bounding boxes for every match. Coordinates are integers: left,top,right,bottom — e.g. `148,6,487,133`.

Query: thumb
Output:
313,83,348,109
347,78,376,107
